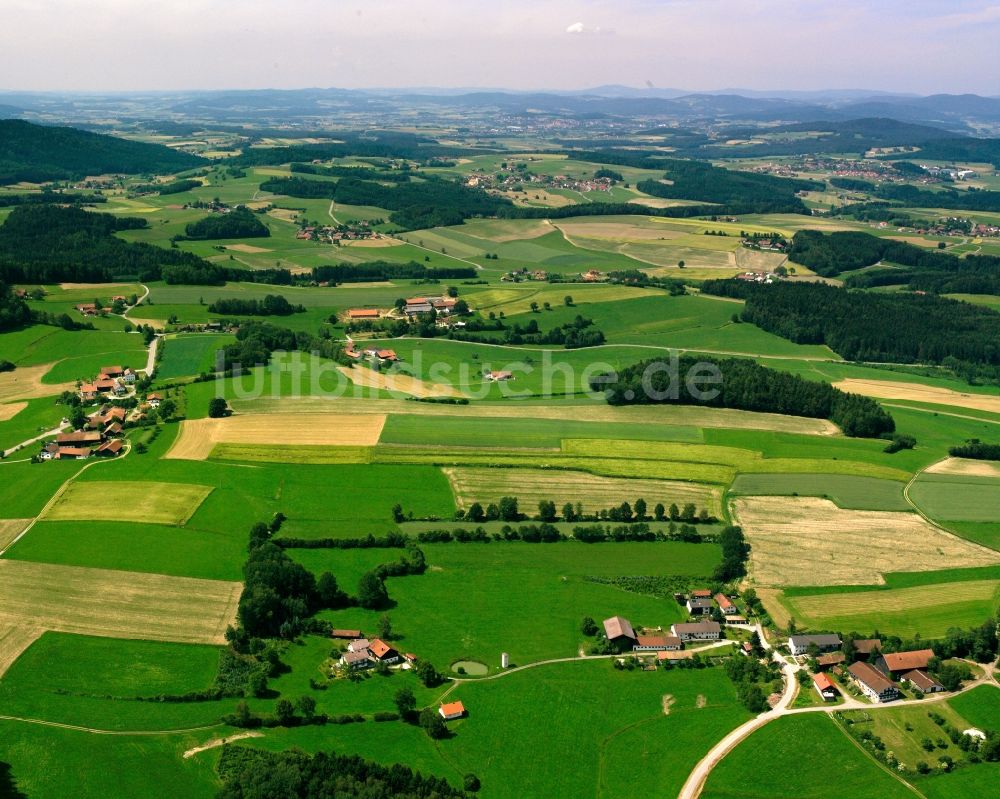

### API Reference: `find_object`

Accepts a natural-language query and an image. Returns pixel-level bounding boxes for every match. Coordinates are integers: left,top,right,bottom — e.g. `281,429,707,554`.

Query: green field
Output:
909,473,1000,522
729,473,910,510
295,541,719,668
702,714,917,799
156,333,234,380
948,684,1000,730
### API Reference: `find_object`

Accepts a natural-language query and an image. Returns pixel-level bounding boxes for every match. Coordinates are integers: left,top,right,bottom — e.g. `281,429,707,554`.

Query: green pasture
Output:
942,521,1000,551
295,541,719,668
908,473,1000,523
0,396,67,453
701,714,916,799
0,325,146,382
156,333,235,380
729,474,909,510
948,684,1000,731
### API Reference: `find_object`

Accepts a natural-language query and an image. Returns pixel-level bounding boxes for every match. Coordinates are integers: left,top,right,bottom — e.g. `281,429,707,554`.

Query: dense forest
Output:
227,130,487,167
635,159,820,214
0,204,211,283
949,440,1000,461
208,295,304,316
701,279,1000,370
260,175,511,229
0,282,31,332
873,183,1000,213
216,746,469,799
788,229,1000,294
0,119,203,184
290,162,412,182
592,355,894,438
184,207,270,240
312,261,476,284
132,178,202,196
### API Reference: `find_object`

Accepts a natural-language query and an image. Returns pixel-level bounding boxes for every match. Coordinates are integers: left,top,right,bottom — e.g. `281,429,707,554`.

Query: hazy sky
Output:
2,0,999,94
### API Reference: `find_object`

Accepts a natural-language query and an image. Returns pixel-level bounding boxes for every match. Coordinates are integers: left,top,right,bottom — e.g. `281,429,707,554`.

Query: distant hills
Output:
0,119,204,184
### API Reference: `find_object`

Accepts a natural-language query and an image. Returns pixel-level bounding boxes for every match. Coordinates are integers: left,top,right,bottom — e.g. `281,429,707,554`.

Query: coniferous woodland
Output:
593,355,894,438
787,229,1000,293
216,746,469,799
207,295,304,316
701,279,1000,372
183,207,270,240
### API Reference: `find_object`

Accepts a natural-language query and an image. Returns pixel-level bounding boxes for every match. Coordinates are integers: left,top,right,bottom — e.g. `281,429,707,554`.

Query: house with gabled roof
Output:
876,649,935,677
813,672,838,701
848,661,899,703
368,639,399,664
788,634,842,656
603,616,637,649
901,669,944,693
439,701,465,720
671,621,722,641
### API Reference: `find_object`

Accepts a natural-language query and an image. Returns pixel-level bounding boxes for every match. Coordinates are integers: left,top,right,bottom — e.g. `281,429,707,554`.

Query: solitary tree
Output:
394,686,417,718
274,698,295,726
358,571,389,610
208,397,229,418
295,695,317,721
419,707,448,739
377,613,393,640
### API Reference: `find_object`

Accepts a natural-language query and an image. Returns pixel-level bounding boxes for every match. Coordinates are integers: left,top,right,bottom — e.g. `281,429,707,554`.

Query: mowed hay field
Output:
0,624,43,678
782,580,1000,638
166,412,387,460
43,481,213,526
0,560,241,645
926,457,1000,478
833,378,1000,414
337,365,464,399
0,518,32,551
732,496,1000,587
445,467,722,516
0,401,26,422
0,363,74,402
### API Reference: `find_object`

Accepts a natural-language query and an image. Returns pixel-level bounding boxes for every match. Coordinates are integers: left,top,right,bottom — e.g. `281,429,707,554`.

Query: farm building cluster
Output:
295,222,379,243
788,634,945,704
78,365,138,401
40,408,128,460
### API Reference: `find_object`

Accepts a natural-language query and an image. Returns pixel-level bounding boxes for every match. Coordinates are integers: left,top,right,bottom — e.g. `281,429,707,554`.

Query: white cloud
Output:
566,21,603,34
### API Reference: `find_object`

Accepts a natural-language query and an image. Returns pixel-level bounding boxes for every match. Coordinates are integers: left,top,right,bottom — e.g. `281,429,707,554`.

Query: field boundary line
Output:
0,714,221,736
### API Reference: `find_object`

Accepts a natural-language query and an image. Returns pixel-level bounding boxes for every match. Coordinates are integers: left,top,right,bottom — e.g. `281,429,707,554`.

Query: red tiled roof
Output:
440,701,465,718
901,669,943,692
369,639,396,658
849,661,895,694
603,616,636,641
882,649,934,672
348,309,379,318
813,673,835,691
691,589,712,598
714,593,734,609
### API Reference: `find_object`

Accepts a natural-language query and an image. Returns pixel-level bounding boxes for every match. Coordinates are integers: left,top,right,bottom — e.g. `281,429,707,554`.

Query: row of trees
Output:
593,353,895,438
312,261,476,284
457,497,715,525
948,439,1000,461
702,279,1000,373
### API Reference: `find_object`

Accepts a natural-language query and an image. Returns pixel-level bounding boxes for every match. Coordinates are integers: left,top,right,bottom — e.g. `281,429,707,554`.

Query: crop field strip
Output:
728,474,910,511
907,472,1000,522
444,466,723,515
833,377,1000,414
166,412,387,460
41,480,214,526
0,624,44,678
732,496,1000,587
925,457,1000,478
0,560,241,647
229,395,841,435
336,365,465,398
0,363,75,402
0,518,32,550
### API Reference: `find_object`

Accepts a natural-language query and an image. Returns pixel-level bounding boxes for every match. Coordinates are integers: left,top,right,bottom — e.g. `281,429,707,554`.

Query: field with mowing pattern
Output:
729,474,909,510
0,560,241,645
908,473,1000,522
444,466,722,515
156,333,234,380
42,480,213,526
165,412,386,459
733,496,1000,587
781,579,1000,637
834,378,1000,414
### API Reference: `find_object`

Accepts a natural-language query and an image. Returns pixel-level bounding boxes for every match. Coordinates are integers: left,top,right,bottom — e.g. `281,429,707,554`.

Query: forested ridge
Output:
184,207,270,240
701,279,1000,371
0,119,203,184
593,355,894,438
260,175,512,229
788,229,1000,294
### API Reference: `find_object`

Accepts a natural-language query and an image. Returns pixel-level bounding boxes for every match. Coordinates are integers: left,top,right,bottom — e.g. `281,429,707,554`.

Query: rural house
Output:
368,639,400,664
876,649,935,677
787,634,842,656
686,596,713,616
331,629,364,640
852,639,882,658
901,669,944,693
670,621,722,641
813,672,838,702
439,701,466,720
815,652,846,670
633,635,682,652
340,650,372,670
347,308,380,320
714,593,737,615
603,616,637,649
348,638,371,653
847,661,899,703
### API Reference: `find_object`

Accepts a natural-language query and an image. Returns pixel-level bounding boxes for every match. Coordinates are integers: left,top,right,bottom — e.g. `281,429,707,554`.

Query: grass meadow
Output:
293,541,718,668
701,714,918,799
909,473,1000,522
729,473,910,510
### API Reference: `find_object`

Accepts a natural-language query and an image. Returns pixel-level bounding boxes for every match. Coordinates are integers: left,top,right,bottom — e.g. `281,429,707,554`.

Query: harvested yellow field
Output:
0,560,240,645
0,363,74,402
925,458,1000,478
166,412,387,460
554,219,687,241
0,519,32,551
786,580,999,622
732,496,1000,587
833,378,1000,415
502,189,576,207
0,401,26,422
226,243,272,254
233,396,839,435
0,624,44,678
43,481,213,526
337,365,464,399
341,238,402,248
444,467,722,515
459,219,553,242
